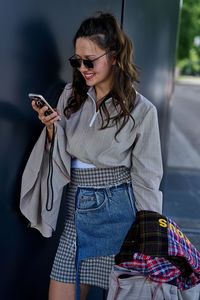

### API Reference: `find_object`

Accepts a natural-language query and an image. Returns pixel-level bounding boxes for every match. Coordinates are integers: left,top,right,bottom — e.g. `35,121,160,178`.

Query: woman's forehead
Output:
75,37,103,55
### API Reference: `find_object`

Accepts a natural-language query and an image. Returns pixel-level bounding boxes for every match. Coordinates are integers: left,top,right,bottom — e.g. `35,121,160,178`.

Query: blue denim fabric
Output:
75,183,135,260
74,182,136,299
75,182,136,261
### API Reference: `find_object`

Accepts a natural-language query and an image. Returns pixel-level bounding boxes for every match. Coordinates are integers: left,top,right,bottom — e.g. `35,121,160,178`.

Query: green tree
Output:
178,0,200,60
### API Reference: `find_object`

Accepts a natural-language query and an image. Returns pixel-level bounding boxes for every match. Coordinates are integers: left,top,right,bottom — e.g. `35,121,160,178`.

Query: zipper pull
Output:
89,111,98,127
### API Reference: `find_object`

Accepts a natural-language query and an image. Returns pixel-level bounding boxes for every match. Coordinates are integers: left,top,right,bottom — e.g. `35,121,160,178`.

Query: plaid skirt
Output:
50,166,132,290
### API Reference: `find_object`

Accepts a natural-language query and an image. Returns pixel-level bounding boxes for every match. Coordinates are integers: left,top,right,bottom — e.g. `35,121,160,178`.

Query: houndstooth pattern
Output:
50,166,131,289
70,166,131,187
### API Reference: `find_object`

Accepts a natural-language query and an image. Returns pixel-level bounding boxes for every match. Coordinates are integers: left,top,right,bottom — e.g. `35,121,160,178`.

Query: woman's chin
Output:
85,79,96,86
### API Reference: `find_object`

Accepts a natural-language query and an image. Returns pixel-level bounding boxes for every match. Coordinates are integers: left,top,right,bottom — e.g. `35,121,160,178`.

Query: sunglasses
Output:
68,51,109,69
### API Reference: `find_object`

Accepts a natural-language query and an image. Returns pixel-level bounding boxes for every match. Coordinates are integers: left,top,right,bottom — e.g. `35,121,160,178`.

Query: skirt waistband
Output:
70,166,131,187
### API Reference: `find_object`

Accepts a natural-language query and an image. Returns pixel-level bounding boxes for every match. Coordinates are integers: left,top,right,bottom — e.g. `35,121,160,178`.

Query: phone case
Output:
28,93,55,116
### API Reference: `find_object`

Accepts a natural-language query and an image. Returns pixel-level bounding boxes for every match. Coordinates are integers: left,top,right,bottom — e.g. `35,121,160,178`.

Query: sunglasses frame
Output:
68,51,110,69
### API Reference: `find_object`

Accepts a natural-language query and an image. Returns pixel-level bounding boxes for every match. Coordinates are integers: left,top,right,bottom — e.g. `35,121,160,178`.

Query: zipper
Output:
89,110,99,127
87,92,99,127
87,90,112,127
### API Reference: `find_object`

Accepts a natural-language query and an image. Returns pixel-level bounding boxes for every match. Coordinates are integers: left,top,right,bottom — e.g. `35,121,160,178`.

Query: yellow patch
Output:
158,218,190,244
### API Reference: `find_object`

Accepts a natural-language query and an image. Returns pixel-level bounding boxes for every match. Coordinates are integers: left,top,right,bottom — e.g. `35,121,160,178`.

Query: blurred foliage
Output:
178,49,200,75
177,0,200,75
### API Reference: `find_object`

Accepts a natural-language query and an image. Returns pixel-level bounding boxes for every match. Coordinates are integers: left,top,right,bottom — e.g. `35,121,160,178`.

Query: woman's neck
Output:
94,84,112,102
94,90,112,111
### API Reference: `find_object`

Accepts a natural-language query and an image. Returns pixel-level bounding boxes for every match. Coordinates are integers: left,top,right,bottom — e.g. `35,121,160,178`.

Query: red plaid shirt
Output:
116,212,200,290
120,252,200,290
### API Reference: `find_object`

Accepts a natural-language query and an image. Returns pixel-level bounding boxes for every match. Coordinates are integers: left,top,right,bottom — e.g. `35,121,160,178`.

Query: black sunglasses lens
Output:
69,58,94,69
69,58,81,68
83,60,94,68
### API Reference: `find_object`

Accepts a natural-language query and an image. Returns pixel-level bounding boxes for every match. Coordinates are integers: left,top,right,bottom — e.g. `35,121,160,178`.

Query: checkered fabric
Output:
120,253,181,282
115,210,168,264
70,166,131,187
50,166,131,289
119,252,200,290
167,218,200,275
115,210,200,290
50,219,115,289
64,166,131,219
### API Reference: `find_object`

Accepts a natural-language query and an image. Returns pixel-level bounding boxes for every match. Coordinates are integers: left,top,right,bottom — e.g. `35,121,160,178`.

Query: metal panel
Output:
0,1,121,299
123,0,181,161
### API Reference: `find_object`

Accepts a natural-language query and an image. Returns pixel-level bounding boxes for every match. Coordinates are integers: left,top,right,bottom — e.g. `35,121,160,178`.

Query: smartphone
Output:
28,93,55,116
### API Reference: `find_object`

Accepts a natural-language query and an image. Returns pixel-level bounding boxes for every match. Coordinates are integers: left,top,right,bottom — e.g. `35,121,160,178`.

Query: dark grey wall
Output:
123,0,181,161
0,1,180,299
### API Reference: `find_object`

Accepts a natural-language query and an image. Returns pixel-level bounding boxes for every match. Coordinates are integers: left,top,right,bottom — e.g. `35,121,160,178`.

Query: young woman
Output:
20,12,163,300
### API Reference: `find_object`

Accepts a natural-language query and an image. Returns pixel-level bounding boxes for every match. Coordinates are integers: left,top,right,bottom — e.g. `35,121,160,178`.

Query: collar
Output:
87,86,113,104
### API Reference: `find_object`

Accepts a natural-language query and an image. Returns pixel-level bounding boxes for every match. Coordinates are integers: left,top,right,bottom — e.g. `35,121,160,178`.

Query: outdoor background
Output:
0,0,199,299
164,0,200,249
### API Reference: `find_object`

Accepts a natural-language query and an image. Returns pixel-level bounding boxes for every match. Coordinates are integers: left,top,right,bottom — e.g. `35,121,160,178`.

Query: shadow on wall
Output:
0,17,66,300
16,18,66,104
0,16,66,214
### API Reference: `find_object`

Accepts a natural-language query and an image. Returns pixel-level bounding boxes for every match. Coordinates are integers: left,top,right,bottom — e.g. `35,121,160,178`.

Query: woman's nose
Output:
78,61,89,71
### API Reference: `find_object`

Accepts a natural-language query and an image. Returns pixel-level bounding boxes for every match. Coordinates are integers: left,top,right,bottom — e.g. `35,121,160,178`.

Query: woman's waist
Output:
70,165,131,187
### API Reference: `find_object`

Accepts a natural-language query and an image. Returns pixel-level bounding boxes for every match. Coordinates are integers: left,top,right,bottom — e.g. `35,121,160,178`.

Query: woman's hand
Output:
32,101,61,141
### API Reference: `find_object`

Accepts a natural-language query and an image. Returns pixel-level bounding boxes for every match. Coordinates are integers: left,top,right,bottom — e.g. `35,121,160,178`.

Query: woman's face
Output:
75,37,115,91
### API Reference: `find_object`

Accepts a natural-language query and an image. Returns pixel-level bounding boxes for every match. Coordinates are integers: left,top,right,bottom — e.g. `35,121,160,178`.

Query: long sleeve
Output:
130,106,163,213
20,84,72,237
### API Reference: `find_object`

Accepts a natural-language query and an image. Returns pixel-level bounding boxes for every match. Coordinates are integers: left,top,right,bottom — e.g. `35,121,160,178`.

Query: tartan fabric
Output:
115,210,200,290
120,253,181,282
115,211,168,264
167,218,200,274
138,211,168,255
119,253,200,290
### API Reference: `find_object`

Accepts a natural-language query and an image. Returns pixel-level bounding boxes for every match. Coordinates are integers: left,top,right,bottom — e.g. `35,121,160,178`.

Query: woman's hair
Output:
65,12,138,137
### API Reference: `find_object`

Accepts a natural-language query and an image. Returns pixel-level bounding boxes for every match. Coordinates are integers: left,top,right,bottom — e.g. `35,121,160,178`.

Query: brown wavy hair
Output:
64,12,138,137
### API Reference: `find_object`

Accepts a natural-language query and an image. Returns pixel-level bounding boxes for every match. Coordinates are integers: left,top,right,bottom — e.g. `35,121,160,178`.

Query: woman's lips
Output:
83,73,95,80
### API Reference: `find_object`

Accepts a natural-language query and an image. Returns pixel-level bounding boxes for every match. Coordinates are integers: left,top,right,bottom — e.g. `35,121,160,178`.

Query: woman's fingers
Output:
32,101,40,112
31,101,61,126
39,109,60,124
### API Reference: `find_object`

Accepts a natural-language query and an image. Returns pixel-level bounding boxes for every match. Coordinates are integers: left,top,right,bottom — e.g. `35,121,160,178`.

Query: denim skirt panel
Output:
50,167,136,290
50,219,116,289
75,182,136,261
65,166,133,220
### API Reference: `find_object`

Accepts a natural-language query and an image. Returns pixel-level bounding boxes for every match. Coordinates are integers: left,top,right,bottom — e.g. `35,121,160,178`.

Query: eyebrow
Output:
75,54,96,59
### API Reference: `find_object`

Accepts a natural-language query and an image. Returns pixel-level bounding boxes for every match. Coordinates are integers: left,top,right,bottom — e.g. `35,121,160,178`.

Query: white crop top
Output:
71,158,96,169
